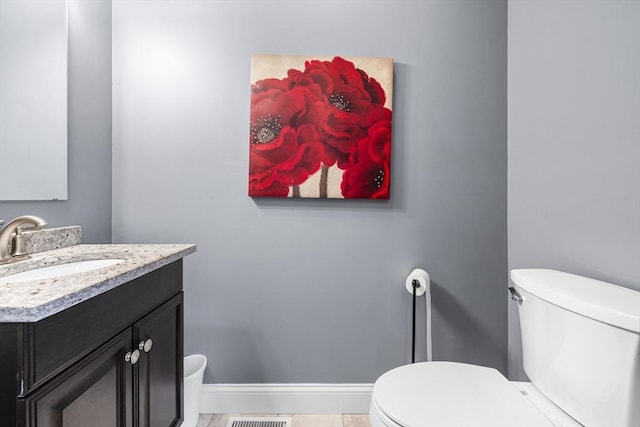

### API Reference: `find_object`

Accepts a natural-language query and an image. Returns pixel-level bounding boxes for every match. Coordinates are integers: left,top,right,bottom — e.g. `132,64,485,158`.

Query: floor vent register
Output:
226,416,292,427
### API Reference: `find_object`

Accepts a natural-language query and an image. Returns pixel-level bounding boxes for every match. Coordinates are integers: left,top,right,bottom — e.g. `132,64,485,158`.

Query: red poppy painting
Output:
248,54,393,199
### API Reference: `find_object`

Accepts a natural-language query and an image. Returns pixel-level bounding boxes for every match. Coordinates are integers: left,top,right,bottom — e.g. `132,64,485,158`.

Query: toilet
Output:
370,269,640,427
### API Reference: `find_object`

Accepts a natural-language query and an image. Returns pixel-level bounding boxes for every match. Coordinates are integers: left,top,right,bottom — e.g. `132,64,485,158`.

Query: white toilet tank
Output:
511,269,640,427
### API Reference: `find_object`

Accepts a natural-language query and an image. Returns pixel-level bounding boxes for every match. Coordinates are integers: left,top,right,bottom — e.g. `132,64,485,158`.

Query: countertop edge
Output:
0,244,197,322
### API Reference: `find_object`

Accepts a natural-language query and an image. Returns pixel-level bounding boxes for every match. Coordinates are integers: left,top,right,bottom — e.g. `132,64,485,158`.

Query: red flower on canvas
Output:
288,57,389,168
290,57,386,126
249,77,328,196
341,120,392,199
248,55,393,199
249,123,323,197
250,78,325,131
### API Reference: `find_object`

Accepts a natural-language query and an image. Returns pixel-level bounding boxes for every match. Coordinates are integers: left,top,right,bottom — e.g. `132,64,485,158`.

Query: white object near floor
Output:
199,383,373,414
184,355,208,427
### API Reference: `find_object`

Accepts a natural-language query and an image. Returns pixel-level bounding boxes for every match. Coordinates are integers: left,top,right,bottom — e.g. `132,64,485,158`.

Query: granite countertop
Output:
0,243,196,322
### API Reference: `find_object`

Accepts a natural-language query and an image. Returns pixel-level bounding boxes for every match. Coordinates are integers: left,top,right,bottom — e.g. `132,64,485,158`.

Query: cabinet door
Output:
134,293,183,427
22,328,133,427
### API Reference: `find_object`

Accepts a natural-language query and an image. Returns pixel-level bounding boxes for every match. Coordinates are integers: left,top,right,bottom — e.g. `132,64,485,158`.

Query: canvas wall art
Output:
248,54,393,199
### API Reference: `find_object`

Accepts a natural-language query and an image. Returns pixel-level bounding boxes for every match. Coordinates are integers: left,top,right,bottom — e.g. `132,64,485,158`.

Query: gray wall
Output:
112,0,508,383
0,0,113,244
507,0,640,380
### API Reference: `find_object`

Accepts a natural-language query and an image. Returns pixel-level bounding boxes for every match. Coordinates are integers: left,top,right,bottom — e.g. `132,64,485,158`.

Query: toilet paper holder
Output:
406,268,432,363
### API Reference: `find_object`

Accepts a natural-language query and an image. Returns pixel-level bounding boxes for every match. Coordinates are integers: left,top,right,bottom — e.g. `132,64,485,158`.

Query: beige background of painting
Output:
251,54,393,198
292,165,344,198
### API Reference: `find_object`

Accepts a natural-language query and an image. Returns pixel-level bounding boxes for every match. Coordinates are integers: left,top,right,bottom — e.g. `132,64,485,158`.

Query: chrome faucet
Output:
0,215,48,264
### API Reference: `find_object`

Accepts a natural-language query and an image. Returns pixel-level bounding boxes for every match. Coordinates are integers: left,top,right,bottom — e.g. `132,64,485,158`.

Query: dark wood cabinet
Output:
20,329,134,427
134,294,183,427
0,261,184,427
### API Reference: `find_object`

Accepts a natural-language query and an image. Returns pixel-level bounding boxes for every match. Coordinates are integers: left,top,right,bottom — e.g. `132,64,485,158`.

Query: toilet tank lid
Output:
511,269,640,333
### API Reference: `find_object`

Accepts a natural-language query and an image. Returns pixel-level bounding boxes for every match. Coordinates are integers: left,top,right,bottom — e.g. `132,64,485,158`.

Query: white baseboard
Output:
199,383,374,414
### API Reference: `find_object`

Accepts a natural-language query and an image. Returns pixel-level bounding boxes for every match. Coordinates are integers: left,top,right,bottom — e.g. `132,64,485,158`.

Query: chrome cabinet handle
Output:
138,338,153,353
125,349,140,365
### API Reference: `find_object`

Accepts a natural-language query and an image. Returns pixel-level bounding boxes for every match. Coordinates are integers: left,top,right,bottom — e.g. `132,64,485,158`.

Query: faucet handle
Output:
10,228,28,257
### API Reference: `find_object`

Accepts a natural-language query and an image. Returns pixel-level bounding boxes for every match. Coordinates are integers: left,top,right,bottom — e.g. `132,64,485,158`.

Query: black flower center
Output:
329,93,351,112
373,169,385,188
250,115,282,144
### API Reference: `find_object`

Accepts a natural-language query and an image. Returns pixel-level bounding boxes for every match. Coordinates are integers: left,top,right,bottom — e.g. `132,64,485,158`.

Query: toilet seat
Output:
371,362,555,427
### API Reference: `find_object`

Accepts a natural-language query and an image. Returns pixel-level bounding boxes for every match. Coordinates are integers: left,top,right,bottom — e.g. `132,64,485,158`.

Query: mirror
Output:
0,0,68,200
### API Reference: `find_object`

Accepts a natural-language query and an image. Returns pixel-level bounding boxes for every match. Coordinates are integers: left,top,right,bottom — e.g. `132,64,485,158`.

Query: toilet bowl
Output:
370,269,640,427
369,362,581,427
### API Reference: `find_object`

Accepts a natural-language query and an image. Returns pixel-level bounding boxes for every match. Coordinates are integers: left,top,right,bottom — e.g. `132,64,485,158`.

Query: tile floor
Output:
197,413,370,427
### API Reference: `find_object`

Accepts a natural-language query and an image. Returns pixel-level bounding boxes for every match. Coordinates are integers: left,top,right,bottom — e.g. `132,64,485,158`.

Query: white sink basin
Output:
0,259,125,284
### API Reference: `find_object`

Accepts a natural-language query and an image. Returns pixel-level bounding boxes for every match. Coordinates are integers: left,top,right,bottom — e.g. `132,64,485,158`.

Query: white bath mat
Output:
226,416,292,427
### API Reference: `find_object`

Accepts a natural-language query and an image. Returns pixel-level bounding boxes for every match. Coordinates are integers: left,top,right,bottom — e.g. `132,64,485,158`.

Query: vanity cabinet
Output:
22,328,134,427
0,261,185,427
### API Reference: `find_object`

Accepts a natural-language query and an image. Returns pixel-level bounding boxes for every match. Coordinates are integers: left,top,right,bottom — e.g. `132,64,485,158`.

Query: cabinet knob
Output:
125,349,140,365
138,339,153,353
